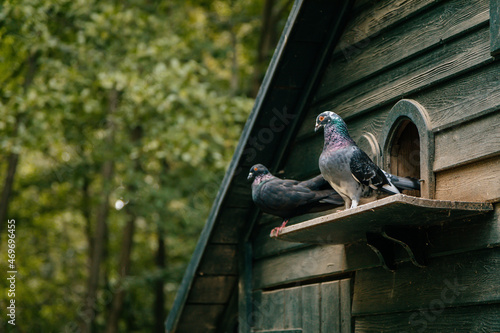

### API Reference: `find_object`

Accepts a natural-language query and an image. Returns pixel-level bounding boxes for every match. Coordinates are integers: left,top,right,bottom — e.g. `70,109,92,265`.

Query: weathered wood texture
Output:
274,195,493,244
253,244,348,289
323,0,489,97
492,0,500,56
352,247,500,316
198,244,238,275
435,156,500,202
434,112,500,171
354,303,500,332
252,279,351,333
335,0,440,53
187,276,237,304
254,204,500,289
315,26,492,119
176,304,226,333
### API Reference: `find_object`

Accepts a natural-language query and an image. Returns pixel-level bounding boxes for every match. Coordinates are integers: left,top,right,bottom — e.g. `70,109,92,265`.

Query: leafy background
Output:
0,0,291,331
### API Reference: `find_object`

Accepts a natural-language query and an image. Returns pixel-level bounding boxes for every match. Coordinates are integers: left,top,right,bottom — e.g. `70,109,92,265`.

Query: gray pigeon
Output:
315,111,403,209
248,164,344,236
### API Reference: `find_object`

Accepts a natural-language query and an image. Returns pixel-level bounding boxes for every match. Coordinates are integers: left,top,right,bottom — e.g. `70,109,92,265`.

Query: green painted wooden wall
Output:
246,0,500,331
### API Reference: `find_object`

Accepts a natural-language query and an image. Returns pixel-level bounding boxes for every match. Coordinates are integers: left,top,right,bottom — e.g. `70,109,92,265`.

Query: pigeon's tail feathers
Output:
380,181,400,195
389,174,421,191
320,194,344,206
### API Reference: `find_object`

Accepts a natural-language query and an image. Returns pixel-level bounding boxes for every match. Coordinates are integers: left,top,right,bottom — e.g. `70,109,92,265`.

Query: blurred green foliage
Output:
0,0,291,331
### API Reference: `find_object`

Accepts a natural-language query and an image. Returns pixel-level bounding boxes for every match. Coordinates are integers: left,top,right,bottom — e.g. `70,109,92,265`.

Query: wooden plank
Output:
321,281,340,332
176,304,225,333
253,245,347,289
435,156,500,202
198,244,237,275
210,207,250,243
284,286,303,329
434,111,500,171
239,242,254,333
276,194,493,245
419,61,500,131
354,303,500,332
261,289,285,330
335,0,439,55
491,0,500,56
339,279,352,333
425,204,500,256
352,247,500,316
187,276,237,304
252,220,309,260
252,290,264,331
302,284,321,333
313,26,492,120
320,0,489,97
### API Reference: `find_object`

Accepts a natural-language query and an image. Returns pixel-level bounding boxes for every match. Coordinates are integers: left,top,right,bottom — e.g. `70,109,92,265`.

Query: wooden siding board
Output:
262,289,285,330
176,304,225,333
425,204,500,256
354,303,500,332
210,207,249,244
320,0,489,97
339,279,352,333
302,284,321,333
284,286,303,329
418,61,500,131
491,0,500,55
336,0,440,53
352,248,500,316
433,111,500,171
252,220,309,260
435,156,500,202
253,245,347,289
198,244,238,275
187,276,237,304
321,281,341,332
313,26,492,120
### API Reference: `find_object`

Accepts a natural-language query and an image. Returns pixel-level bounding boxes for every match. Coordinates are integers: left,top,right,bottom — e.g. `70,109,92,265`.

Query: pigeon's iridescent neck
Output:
253,173,273,186
323,123,353,150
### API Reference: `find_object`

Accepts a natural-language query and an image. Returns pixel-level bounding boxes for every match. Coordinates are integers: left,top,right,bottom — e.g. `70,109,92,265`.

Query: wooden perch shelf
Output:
274,194,494,270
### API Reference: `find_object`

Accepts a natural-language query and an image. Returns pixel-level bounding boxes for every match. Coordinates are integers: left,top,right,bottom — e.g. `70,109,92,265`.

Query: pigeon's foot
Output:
270,219,289,237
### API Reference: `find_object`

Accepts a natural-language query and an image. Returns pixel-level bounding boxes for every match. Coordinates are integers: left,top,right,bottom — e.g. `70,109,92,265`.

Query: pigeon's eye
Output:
319,116,325,122
254,167,258,171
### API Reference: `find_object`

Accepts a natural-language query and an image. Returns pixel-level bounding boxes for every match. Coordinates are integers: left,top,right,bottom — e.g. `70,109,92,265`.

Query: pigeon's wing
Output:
349,147,388,189
298,175,330,191
257,178,329,214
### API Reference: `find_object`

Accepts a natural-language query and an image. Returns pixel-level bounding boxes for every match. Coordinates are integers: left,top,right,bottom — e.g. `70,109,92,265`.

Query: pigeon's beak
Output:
314,123,322,132
247,172,253,180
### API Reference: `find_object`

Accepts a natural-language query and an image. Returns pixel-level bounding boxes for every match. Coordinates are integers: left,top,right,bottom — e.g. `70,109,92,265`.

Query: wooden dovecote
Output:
167,0,500,331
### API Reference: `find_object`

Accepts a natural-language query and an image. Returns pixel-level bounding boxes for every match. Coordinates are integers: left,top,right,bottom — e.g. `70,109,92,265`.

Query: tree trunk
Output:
82,176,93,267
81,89,118,333
153,228,166,332
105,214,136,333
0,52,38,245
0,152,19,241
251,0,293,97
105,125,142,333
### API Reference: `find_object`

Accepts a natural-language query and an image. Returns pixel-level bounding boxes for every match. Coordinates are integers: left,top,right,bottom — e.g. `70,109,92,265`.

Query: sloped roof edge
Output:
165,1,306,331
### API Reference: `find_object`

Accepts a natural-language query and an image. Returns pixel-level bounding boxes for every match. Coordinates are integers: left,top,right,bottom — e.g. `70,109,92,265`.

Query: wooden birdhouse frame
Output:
380,99,435,199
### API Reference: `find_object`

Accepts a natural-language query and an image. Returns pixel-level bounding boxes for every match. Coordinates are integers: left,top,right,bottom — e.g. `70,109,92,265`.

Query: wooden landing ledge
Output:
274,194,494,245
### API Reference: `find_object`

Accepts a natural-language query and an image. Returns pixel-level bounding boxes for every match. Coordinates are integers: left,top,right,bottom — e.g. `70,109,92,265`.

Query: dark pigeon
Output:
315,111,419,209
248,164,344,236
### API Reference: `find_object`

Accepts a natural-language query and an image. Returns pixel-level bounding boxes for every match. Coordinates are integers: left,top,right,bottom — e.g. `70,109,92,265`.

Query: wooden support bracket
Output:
366,226,427,271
